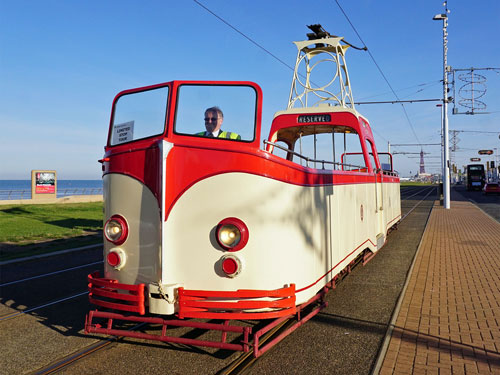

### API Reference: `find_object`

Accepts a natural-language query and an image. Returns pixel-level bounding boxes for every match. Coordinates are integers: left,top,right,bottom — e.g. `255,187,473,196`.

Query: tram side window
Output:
174,85,257,142
110,86,169,146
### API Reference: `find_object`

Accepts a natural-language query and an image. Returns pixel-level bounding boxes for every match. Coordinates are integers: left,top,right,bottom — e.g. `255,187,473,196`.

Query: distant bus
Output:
466,164,485,191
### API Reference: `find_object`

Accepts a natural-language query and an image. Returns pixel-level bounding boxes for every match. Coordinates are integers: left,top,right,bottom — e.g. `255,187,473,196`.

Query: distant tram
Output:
85,26,401,354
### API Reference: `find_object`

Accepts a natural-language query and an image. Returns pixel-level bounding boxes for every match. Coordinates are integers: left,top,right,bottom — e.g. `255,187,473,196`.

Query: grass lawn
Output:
400,181,436,186
0,202,103,261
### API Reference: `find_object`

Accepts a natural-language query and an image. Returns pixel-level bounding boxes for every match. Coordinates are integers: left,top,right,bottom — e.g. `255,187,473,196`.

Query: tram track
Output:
0,291,88,322
0,260,101,324
31,337,117,375
0,261,103,287
31,321,148,375
400,185,436,220
400,185,436,201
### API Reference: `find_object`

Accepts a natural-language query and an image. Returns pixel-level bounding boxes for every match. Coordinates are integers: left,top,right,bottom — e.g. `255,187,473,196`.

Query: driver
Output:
196,107,241,140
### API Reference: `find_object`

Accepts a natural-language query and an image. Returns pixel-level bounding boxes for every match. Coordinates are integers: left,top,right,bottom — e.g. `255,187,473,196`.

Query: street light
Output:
432,14,447,20
433,5,451,209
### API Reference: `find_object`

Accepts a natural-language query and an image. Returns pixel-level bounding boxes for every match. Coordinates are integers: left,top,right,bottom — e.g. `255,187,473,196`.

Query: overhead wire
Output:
357,80,442,101
193,0,323,89
192,0,296,73
333,0,423,145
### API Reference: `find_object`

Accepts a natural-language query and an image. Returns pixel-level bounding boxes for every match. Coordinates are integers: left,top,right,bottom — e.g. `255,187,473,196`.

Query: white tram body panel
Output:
103,173,161,285
162,172,399,307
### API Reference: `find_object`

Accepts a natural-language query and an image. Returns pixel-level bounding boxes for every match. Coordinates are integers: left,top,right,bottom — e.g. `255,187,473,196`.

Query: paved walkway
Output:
379,201,500,374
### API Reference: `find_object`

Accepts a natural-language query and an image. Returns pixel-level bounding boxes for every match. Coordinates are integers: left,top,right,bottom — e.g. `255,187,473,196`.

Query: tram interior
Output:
270,126,371,172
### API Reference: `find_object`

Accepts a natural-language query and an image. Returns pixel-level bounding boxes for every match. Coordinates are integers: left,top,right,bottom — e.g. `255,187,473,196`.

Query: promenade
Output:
378,199,500,374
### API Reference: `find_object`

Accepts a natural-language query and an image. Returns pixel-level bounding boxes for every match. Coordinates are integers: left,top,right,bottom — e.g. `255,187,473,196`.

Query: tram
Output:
85,26,401,354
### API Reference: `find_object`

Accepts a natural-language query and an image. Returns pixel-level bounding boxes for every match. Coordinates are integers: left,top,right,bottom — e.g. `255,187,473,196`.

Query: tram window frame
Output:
337,130,368,172
365,139,379,173
378,153,394,172
109,85,169,147
173,84,258,143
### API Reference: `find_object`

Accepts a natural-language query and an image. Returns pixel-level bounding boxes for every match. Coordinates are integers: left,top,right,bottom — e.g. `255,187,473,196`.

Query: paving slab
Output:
378,201,500,374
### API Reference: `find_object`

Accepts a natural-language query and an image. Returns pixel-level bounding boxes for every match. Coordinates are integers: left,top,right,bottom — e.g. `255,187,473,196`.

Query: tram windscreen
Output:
110,86,169,146
174,84,257,142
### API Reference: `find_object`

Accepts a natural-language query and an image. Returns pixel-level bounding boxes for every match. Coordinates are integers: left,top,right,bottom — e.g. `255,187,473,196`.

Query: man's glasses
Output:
204,117,220,122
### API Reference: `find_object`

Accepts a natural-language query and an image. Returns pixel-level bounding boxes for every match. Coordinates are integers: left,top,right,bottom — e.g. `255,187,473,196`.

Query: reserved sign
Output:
297,114,331,123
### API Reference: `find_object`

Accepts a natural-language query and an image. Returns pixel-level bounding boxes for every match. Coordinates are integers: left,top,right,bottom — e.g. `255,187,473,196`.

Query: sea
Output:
0,180,103,200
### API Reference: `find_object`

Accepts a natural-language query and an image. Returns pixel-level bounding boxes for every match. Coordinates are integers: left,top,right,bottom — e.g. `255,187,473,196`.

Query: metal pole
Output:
434,7,451,209
442,15,450,209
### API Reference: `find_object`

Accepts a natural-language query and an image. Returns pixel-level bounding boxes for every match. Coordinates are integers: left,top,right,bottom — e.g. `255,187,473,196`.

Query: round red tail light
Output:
106,249,127,270
221,255,242,278
104,215,128,245
216,217,249,251
107,251,121,267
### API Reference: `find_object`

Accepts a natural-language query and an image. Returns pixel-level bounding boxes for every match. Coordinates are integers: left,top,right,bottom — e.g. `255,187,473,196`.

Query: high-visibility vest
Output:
195,131,241,140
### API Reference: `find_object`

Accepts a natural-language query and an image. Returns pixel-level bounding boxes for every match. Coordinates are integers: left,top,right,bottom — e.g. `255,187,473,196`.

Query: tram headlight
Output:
104,215,128,245
216,217,249,251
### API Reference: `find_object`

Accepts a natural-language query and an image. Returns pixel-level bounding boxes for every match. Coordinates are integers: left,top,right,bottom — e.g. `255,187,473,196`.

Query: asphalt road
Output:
450,184,500,222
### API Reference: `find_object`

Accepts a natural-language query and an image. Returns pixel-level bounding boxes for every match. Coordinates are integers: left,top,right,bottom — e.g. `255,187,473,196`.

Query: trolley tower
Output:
288,24,355,110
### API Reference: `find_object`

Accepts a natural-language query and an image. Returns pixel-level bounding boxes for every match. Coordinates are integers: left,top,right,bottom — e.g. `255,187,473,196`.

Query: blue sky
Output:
1,0,499,179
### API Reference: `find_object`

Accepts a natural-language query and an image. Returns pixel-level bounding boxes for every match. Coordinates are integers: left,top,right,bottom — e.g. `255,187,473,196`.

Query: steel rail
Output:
0,291,88,322
218,318,292,375
400,185,436,201
32,322,147,375
400,186,437,222
1,261,103,287
33,339,116,375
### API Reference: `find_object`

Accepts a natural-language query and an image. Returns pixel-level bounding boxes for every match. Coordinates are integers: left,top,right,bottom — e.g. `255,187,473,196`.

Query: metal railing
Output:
265,140,399,177
264,140,372,172
0,188,103,201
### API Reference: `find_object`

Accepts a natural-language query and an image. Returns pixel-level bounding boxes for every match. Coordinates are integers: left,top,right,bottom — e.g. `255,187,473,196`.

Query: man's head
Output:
204,106,224,133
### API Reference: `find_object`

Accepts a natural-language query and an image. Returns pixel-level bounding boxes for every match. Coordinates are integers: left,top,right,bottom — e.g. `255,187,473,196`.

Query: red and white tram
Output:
85,28,401,354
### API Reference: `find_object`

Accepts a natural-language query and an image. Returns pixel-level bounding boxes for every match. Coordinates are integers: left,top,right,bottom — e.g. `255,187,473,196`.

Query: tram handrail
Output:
265,140,399,177
264,140,373,172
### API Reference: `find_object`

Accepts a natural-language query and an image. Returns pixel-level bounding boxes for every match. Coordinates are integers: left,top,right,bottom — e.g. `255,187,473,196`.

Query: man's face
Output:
204,111,223,133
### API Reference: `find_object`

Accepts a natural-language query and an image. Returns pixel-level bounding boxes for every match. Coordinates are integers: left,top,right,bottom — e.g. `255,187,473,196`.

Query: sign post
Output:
31,170,57,200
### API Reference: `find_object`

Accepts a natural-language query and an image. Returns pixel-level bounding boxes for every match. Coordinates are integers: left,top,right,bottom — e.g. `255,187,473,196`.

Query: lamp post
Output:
433,7,451,209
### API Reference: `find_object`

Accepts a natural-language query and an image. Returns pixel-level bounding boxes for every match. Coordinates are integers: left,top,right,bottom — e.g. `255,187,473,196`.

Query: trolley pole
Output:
434,7,451,209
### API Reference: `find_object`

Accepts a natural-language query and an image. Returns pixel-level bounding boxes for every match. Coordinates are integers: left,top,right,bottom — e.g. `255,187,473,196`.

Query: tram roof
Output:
268,105,374,146
273,105,367,122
